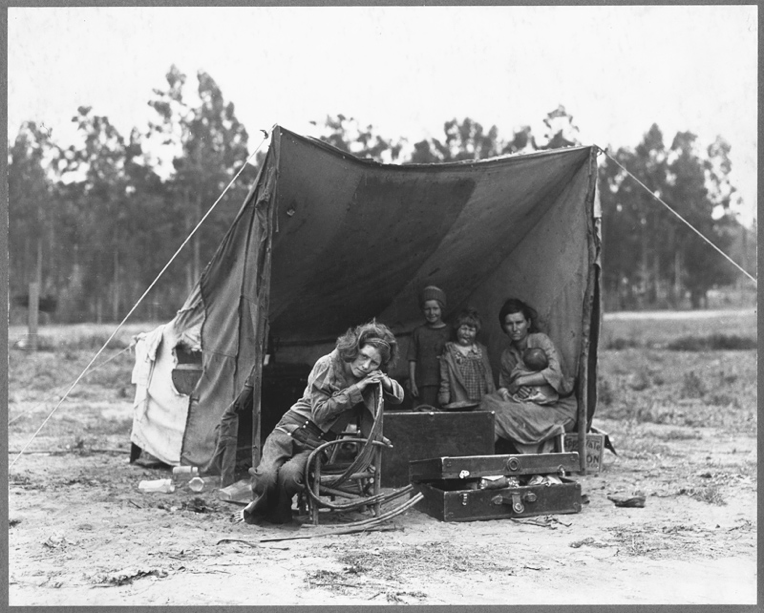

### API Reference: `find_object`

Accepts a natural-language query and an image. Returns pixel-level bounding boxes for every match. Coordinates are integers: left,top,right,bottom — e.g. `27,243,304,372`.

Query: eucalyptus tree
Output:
8,122,56,306
147,65,256,295
310,114,404,162
666,132,737,307
407,117,503,163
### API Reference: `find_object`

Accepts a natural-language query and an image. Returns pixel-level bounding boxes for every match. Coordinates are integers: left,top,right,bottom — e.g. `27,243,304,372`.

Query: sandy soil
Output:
7,326,758,606
8,415,756,606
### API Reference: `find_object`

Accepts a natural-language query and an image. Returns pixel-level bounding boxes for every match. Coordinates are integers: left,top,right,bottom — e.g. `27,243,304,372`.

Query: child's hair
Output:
419,285,447,310
453,307,482,333
336,319,399,369
522,347,548,371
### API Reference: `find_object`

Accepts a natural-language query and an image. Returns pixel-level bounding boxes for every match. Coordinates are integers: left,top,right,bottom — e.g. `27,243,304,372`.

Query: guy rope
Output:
597,146,756,286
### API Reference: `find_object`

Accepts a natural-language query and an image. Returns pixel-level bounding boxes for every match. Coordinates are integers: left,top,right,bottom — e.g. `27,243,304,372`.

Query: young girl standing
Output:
407,286,451,409
438,308,495,410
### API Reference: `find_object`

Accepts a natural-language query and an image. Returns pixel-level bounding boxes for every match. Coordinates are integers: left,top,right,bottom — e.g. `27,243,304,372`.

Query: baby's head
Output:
522,347,549,371
419,285,446,325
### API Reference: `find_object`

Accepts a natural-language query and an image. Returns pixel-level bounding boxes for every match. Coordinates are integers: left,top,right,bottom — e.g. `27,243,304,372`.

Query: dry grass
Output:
605,522,734,559
9,312,756,465
336,540,510,579
8,322,159,351
601,309,756,350
304,539,512,600
595,348,756,433
678,485,726,506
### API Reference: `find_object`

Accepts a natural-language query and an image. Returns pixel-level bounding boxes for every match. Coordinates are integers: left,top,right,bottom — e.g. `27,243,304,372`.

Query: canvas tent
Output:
131,125,601,477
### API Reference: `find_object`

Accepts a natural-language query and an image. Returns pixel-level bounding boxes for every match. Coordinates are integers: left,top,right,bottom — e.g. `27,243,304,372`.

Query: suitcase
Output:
380,411,495,488
409,452,582,522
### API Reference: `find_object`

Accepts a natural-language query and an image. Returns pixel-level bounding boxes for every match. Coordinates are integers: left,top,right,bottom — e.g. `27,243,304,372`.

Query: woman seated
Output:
242,320,403,525
479,298,577,455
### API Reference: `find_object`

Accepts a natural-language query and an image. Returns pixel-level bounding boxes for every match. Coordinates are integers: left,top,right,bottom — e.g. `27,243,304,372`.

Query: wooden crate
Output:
562,432,605,473
380,411,495,488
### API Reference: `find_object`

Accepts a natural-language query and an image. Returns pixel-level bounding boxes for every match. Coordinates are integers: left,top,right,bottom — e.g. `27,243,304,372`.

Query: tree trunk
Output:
185,188,195,295
23,237,30,294
28,280,39,352
639,223,649,309
690,288,706,309
740,226,748,283
112,249,120,322
673,249,683,307
651,251,661,305
193,191,202,285
27,241,42,352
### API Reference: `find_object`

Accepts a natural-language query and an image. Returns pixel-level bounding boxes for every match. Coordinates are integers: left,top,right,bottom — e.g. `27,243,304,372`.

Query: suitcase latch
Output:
491,490,538,514
511,492,524,514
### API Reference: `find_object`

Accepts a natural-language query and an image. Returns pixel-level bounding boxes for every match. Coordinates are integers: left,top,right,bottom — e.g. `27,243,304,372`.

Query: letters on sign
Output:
564,434,603,470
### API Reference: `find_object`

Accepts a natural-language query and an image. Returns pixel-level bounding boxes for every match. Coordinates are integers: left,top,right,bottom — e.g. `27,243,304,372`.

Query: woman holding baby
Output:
478,298,578,455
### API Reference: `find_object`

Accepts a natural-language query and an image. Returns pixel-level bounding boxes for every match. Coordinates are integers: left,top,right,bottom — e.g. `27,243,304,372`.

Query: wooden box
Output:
380,411,495,488
562,433,605,473
409,452,582,522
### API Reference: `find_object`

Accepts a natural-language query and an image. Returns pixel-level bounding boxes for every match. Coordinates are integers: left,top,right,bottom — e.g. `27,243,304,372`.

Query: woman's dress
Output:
478,332,577,448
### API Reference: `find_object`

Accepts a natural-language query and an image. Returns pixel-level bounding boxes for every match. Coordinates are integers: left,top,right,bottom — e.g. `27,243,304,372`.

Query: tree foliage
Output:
310,114,403,162
599,125,741,309
148,65,257,292
7,87,752,324
8,122,55,299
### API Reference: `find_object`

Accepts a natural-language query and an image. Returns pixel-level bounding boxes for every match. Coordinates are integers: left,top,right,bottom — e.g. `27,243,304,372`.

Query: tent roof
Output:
267,129,593,345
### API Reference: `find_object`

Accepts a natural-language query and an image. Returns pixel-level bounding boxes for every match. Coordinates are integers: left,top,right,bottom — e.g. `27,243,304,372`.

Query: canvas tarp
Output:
130,324,189,465
131,125,601,470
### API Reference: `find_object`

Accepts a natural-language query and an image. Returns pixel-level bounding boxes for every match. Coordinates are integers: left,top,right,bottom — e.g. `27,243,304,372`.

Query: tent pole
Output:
577,148,601,474
250,321,269,470
249,180,276,472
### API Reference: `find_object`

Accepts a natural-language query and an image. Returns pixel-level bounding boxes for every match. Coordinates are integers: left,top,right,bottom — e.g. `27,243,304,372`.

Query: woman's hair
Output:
336,319,399,369
453,307,482,333
498,298,540,333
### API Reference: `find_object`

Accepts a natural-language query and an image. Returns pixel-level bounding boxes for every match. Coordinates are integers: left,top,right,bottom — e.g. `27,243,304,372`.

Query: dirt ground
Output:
6,312,758,606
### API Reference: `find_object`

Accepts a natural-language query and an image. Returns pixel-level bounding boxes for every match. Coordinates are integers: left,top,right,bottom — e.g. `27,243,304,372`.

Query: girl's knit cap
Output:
419,285,447,308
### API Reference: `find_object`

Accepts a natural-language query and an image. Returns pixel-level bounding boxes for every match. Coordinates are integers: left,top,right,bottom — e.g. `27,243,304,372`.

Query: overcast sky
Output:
8,5,758,225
